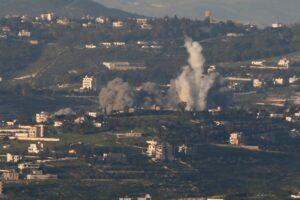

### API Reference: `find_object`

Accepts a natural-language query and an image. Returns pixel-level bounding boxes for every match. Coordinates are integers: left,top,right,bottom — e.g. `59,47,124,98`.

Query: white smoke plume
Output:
99,78,134,114
170,37,215,111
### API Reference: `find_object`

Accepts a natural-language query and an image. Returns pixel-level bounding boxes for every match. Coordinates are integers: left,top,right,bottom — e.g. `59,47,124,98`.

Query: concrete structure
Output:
253,79,264,88
40,13,55,21
87,112,97,118
119,194,151,200
81,75,95,90
278,57,290,68
100,42,112,48
204,10,213,19
116,131,142,139
113,41,126,46
95,17,107,24
273,78,284,85
36,111,50,123
112,21,124,28
136,18,148,25
6,120,16,126
229,132,244,146
251,60,265,66
28,142,44,154
85,44,97,49
289,76,299,84
74,116,85,124
146,140,158,157
272,23,283,29
0,124,45,139
29,40,39,45
54,121,63,127
146,140,174,161
140,23,152,30
270,113,284,119
56,18,69,25
26,170,57,180
1,170,19,181
100,153,127,163
17,137,59,142
18,162,40,171
178,144,190,155
103,62,146,71
6,153,21,163
137,194,151,200
93,122,102,128
18,30,31,37
0,181,2,195
291,192,300,199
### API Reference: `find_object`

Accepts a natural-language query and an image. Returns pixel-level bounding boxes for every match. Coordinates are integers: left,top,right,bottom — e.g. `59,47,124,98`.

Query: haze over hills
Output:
95,0,300,26
0,0,137,18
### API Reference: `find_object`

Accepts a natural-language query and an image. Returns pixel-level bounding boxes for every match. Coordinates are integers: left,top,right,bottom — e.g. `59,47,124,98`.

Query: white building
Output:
103,62,146,71
40,13,55,21
28,142,44,154
278,57,290,68
273,78,284,85
289,76,299,84
146,140,174,161
119,194,151,200
95,17,107,24
253,79,264,88
6,120,16,126
18,30,31,37
81,75,95,90
74,116,85,124
136,18,148,25
272,23,283,29
251,60,265,66
291,192,300,199
56,18,69,25
94,122,102,128
6,153,22,163
87,112,97,118
113,42,126,46
85,44,97,49
112,21,124,28
54,121,63,127
0,124,45,139
100,42,112,48
36,111,50,123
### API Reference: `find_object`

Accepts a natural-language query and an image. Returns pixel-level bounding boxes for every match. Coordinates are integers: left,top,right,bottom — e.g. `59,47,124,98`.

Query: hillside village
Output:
0,6,299,200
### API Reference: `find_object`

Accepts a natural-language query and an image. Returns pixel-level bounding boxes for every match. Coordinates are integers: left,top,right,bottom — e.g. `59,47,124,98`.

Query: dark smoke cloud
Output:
98,38,232,114
99,78,134,114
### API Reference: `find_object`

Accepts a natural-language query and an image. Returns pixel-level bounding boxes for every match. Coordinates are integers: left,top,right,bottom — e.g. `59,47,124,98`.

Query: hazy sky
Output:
95,0,300,26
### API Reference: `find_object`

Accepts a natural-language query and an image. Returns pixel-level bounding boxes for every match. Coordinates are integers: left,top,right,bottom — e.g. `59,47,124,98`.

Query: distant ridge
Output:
0,0,138,18
96,0,300,26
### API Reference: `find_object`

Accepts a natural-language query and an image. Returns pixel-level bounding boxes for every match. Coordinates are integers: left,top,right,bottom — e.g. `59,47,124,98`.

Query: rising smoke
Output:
98,37,231,114
169,37,215,111
99,78,134,114
53,107,76,116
